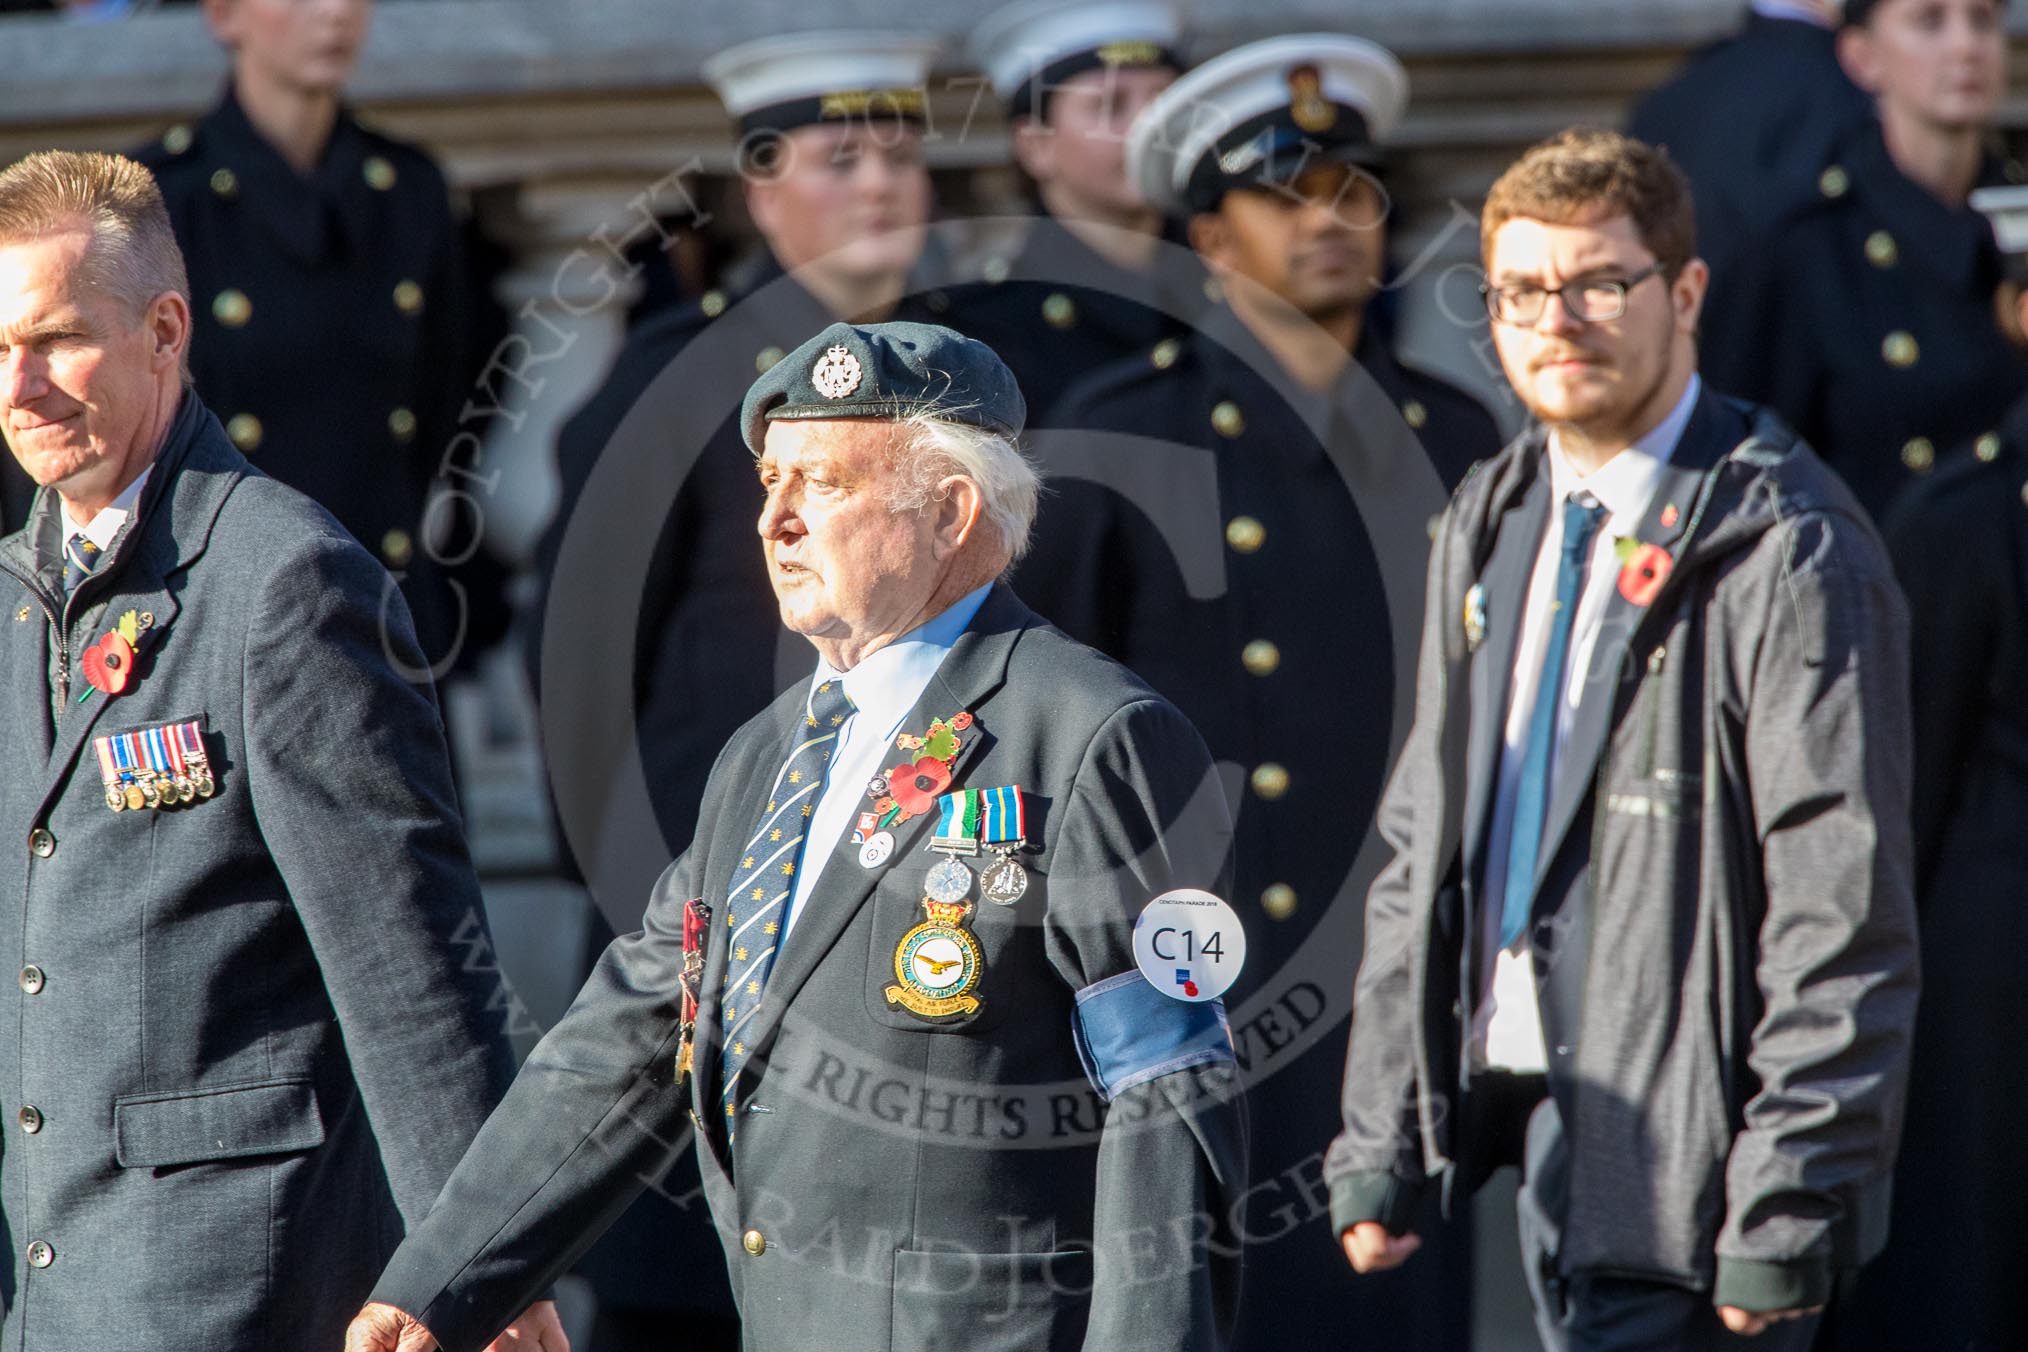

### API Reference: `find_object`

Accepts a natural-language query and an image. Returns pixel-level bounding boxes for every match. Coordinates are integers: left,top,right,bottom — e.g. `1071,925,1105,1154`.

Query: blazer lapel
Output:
1531,389,1744,892
732,588,1027,1078
1463,468,1551,875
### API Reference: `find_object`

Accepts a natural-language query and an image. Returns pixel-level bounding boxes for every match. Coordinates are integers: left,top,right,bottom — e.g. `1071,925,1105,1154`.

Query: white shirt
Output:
60,466,152,555
780,583,993,942
1473,375,1701,1071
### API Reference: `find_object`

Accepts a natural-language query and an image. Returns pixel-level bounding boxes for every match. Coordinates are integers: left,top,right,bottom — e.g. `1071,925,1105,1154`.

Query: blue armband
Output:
1071,970,1233,1101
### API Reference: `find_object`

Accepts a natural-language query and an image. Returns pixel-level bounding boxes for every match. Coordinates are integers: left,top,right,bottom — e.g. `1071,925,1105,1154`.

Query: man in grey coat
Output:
1329,129,1918,1350
350,321,1246,1352
0,150,560,1349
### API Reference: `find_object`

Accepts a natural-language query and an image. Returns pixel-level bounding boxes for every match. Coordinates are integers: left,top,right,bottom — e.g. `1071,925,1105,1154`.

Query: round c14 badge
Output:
858,831,895,869
1132,889,1245,1003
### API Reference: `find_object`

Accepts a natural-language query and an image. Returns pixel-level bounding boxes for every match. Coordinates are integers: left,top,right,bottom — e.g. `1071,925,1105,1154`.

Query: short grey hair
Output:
0,151,191,322
886,409,1042,563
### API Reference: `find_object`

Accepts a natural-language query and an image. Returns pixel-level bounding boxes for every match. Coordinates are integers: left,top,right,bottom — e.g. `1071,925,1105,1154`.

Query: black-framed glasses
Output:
1481,261,1667,325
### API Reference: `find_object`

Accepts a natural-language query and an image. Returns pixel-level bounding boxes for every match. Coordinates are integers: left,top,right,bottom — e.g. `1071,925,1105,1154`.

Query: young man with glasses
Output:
1329,128,1918,1352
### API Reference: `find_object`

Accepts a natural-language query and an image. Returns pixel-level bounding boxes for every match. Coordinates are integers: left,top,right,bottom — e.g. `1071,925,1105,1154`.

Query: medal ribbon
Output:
979,785,1026,847
931,789,982,850
93,735,118,789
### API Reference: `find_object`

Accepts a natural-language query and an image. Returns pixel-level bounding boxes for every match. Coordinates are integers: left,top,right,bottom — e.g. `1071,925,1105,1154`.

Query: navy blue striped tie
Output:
719,677,856,1136
62,533,99,596
1499,494,1608,950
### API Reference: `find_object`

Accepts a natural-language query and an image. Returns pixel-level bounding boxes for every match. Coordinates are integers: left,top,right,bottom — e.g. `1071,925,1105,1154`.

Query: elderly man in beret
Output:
350,321,1247,1352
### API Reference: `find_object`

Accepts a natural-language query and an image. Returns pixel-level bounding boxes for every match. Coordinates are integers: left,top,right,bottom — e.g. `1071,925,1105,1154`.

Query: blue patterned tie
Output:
62,533,100,596
719,676,856,1134
1499,494,1609,950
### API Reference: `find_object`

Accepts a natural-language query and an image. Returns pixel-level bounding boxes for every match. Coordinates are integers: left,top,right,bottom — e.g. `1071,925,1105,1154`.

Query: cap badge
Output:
812,345,864,400
1218,130,1271,176
1288,65,1337,134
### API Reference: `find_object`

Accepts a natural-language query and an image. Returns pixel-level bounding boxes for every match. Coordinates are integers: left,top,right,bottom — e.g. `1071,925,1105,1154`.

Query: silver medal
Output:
982,855,1029,905
924,856,976,904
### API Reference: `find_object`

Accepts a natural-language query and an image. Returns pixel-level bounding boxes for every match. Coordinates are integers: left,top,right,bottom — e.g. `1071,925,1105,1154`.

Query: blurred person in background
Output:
133,0,510,678
1017,34,1499,1352
952,0,1203,418
1625,0,1872,401
1829,183,2028,1352
1735,0,2025,518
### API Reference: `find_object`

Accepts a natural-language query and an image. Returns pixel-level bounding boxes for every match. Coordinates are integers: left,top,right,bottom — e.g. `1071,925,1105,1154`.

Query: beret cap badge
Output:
813,345,864,400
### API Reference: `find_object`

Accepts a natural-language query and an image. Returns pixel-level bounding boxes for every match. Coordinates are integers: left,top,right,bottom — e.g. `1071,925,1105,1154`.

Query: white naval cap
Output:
1127,33,1408,216
702,31,944,134
968,0,1183,113
1973,184,2028,282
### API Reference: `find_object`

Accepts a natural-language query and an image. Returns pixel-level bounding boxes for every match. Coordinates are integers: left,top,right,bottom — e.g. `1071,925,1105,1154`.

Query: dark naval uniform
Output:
1624,10,1870,403
1736,121,2027,518
1016,305,1499,1352
945,214,1204,421
1833,405,2028,1352
133,89,484,665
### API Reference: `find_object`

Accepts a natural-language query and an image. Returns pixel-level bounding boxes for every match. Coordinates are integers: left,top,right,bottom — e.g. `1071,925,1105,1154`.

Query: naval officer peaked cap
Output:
741,321,1029,454
702,31,943,135
1127,32,1409,216
968,0,1184,115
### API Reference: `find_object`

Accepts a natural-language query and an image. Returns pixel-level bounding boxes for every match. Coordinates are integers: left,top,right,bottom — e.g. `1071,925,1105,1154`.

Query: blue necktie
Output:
62,533,100,596
1498,495,1609,951
719,677,856,1135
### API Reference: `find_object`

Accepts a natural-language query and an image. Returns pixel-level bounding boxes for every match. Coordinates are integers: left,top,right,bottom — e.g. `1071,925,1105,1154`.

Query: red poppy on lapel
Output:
81,629,135,696
1618,542,1673,606
888,756,952,817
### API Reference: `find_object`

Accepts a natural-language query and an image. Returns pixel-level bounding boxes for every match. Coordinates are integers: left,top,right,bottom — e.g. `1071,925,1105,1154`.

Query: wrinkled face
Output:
756,419,942,647
0,230,178,497
1843,0,2007,130
1194,162,1390,319
1014,65,1177,218
1485,213,1698,432
206,0,374,95
747,123,932,282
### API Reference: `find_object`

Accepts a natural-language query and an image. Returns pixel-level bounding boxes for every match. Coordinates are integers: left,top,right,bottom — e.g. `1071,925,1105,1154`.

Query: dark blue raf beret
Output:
739,321,1027,454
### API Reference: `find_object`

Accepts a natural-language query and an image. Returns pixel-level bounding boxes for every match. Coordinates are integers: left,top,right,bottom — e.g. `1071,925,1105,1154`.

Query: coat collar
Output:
1843,119,2006,295
201,83,378,267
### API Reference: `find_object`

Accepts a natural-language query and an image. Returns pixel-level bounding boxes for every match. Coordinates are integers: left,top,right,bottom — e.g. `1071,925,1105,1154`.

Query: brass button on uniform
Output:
1150,338,1180,370
755,346,785,373
392,279,424,315
1881,331,1919,368
1262,884,1297,921
388,407,417,443
1041,293,1077,329
1819,165,1850,199
980,255,1011,285
363,155,398,191
1402,400,1428,430
1864,231,1898,269
225,413,263,453
18,1106,42,1134
1975,432,2002,463
1249,762,1290,801
1240,639,1281,676
162,124,194,155
25,1240,52,1269
700,289,727,318
742,1229,767,1256
1900,437,1934,474
1225,515,1265,554
212,289,253,328
381,529,414,568
209,168,238,199
27,829,54,859
18,966,44,995
1211,401,1245,438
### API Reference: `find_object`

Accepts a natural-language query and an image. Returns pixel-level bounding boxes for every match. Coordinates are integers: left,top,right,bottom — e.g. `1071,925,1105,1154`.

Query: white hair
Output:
886,409,1042,564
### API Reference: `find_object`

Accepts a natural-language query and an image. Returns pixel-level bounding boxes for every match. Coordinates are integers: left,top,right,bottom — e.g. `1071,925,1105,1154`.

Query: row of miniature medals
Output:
860,713,1030,1020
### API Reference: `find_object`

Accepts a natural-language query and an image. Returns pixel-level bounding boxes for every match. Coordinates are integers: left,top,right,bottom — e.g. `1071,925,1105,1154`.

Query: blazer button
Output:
25,1240,52,1268
18,1105,41,1134
26,828,54,859
18,966,44,995
1261,884,1297,920
742,1229,767,1256
1249,763,1290,801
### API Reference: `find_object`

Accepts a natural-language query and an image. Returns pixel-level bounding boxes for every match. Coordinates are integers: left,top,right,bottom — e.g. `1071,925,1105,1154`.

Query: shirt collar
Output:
1546,373,1700,519
811,582,995,730
61,465,153,553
